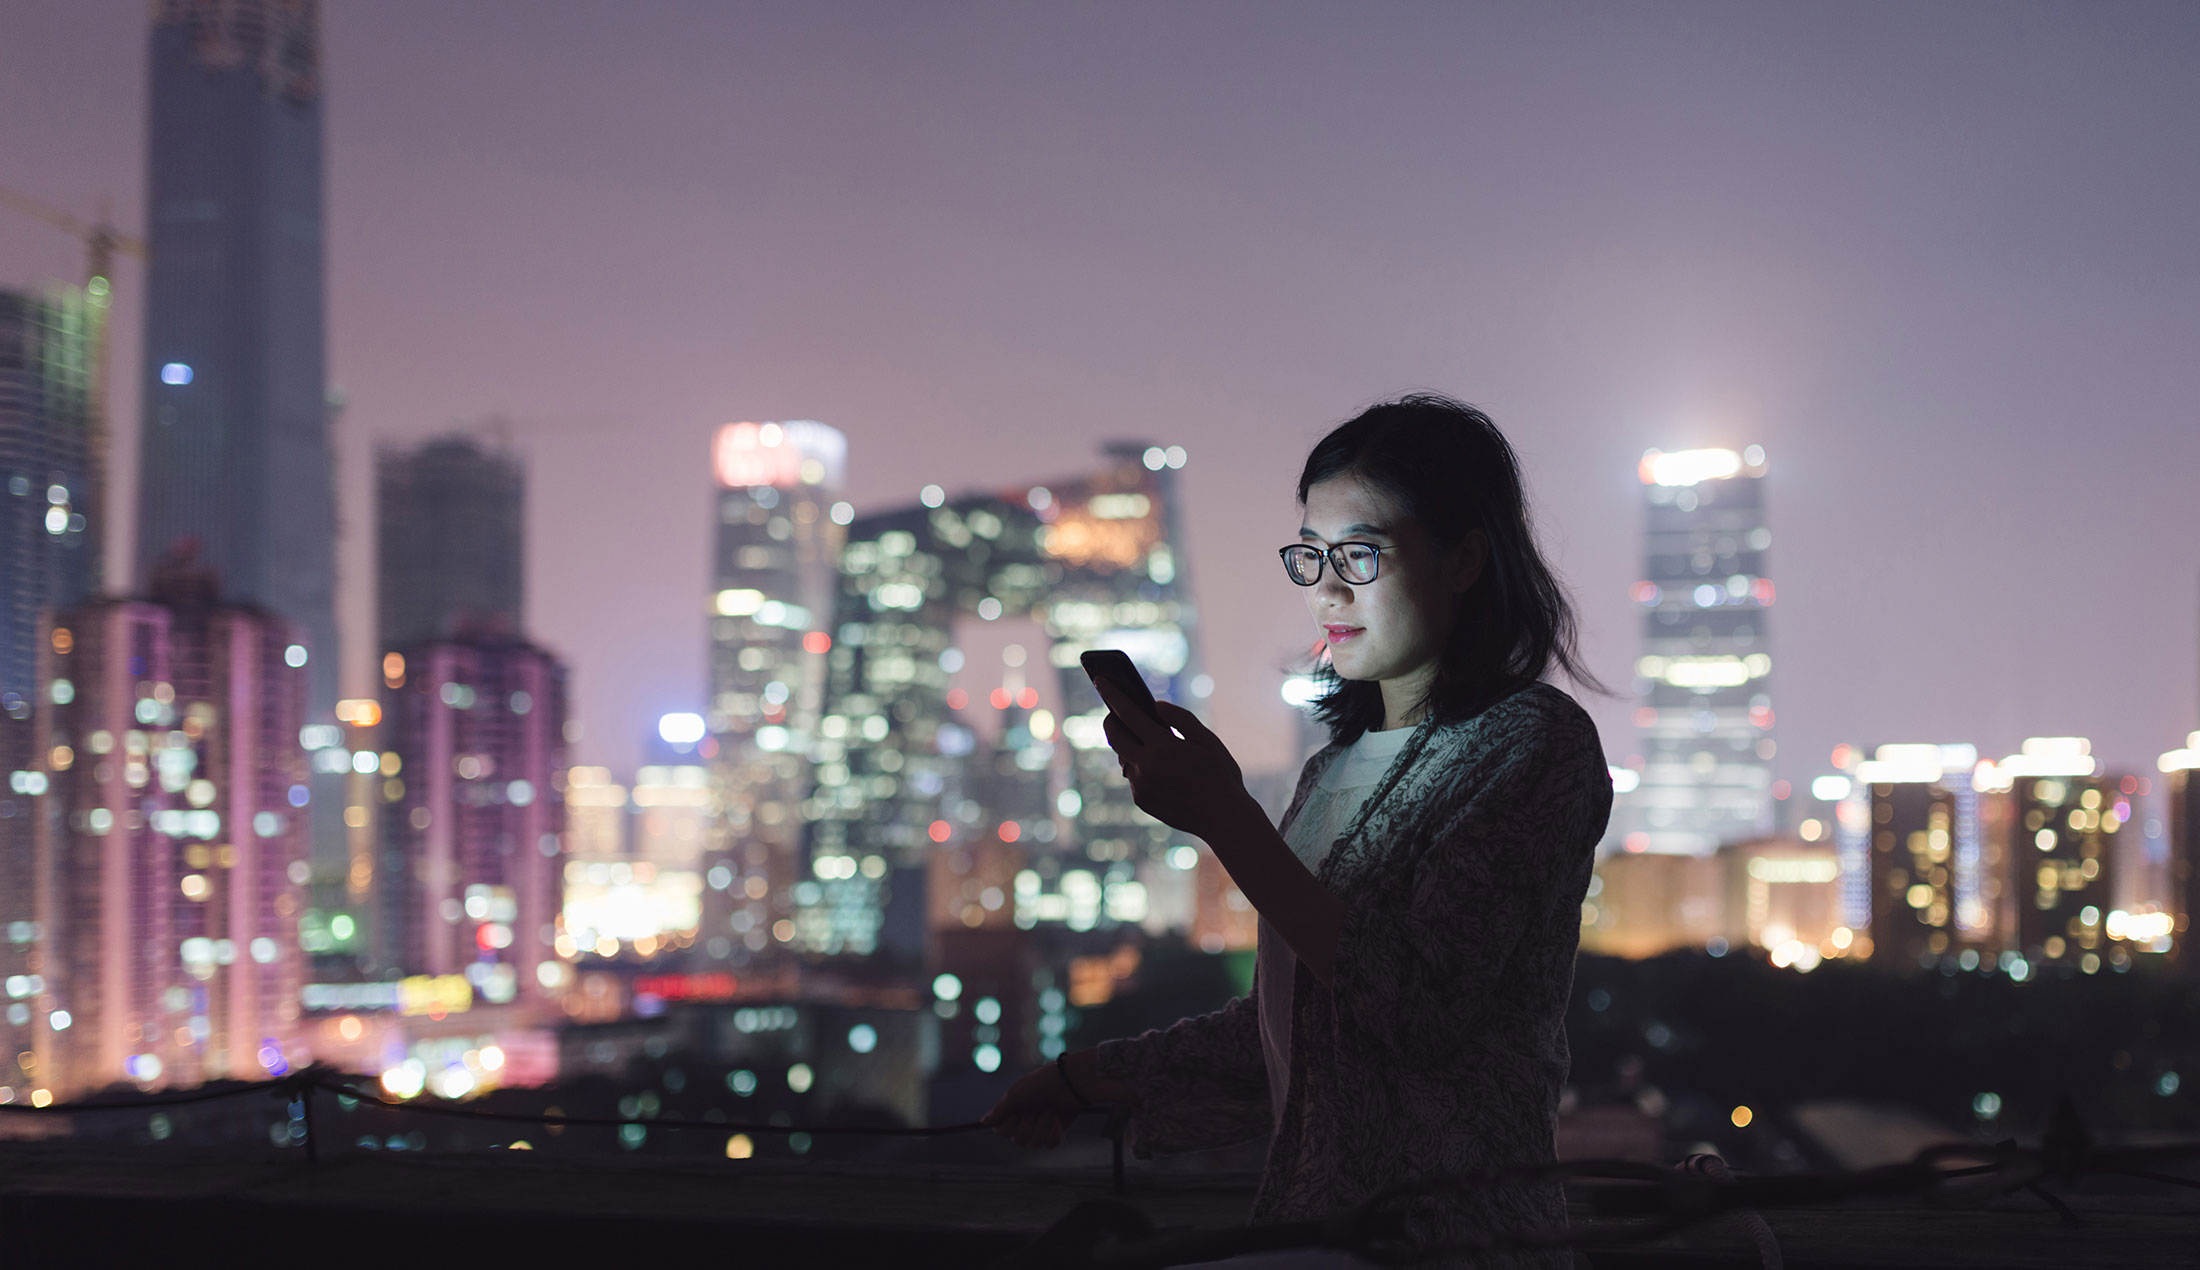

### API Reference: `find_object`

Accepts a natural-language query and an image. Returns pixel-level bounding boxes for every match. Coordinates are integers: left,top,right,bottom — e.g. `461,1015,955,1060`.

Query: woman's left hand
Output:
1094,678,1257,840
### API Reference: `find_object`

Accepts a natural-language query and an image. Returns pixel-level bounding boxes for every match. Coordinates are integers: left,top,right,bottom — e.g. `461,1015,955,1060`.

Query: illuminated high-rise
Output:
32,559,312,1097
1,288,96,714
1849,744,1983,967
137,1,340,871
560,764,708,960
700,421,847,969
806,443,1204,971
2156,735,2197,964
373,638,569,1009
1975,738,2127,971
1626,447,1776,855
2,286,98,1094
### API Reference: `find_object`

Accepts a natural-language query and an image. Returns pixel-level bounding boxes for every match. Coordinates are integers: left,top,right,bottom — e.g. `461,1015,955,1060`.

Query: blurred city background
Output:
1,0,2197,1193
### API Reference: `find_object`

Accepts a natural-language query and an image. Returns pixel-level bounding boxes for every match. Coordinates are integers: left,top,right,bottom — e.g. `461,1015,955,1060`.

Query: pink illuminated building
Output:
32,562,311,1097
374,637,569,1010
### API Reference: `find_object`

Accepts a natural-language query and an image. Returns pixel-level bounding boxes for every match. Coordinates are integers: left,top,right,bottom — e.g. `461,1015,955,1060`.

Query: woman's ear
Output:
1452,530,1488,595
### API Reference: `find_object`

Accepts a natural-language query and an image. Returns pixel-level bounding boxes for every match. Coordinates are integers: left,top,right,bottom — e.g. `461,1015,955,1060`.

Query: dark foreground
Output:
1,1139,2193,1269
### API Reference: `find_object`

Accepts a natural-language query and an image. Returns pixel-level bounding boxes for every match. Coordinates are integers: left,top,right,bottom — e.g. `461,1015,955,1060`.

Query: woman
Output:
983,394,1612,1268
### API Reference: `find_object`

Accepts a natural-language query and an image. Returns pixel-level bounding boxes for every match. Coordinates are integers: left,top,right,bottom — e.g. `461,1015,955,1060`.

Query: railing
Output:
5,1073,2196,1269
0,1066,1133,1188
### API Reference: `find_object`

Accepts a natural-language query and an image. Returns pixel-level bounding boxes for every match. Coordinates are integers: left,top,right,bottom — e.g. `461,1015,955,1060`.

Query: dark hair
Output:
1296,392,1605,743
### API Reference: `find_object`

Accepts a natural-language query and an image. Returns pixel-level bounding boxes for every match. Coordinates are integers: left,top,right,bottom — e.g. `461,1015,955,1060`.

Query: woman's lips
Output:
1323,624,1365,644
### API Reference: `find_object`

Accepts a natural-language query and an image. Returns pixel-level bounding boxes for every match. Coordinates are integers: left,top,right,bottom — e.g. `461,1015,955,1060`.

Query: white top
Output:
1254,722,1418,1129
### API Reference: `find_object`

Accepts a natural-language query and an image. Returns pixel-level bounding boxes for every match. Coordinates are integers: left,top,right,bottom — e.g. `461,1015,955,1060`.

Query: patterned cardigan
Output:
1092,682,1611,1268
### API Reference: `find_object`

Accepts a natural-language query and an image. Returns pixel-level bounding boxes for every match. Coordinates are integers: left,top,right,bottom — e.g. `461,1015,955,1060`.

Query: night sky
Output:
5,1,2197,796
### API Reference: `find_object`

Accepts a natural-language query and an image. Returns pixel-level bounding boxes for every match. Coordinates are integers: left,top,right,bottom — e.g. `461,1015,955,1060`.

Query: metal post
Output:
1108,1107,1127,1195
298,1075,318,1165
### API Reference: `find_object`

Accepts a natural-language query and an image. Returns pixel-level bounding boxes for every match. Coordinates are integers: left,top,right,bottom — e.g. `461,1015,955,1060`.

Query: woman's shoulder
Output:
1414,683,1610,832
1436,680,1600,750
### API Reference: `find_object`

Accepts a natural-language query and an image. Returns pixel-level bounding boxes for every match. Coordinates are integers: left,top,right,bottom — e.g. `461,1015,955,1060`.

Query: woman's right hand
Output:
980,1060,1093,1149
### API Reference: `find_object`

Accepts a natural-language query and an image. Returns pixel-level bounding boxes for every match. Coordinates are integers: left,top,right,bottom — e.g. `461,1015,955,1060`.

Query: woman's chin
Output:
1326,648,1378,681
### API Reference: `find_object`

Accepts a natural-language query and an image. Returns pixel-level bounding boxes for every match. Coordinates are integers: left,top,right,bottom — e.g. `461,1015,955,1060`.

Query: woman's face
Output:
1298,475,1475,686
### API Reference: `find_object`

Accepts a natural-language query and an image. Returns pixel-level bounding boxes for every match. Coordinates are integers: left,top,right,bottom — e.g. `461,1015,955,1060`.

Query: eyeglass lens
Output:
1283,544,1378,585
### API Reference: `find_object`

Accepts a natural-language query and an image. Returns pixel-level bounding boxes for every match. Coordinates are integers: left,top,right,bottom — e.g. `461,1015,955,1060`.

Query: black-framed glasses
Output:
1279,542,1390,586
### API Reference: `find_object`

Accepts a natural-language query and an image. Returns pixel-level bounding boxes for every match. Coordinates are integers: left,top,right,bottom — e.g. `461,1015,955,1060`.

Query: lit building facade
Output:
803,443,1203,971
1726,836,1843,967
361,434,529,988
1,288,96,715
31,564,311,1097
374,638,569,1011
1862,754,1964,967
1827,743,1987,968
2,286,97,1093
1578,850,1728,958
138,0,341,873
1976,738,2126,971
2157,735,2197,963
1626,447,1775,855
701,421,846,968
376,436,524,648
560,764,707,959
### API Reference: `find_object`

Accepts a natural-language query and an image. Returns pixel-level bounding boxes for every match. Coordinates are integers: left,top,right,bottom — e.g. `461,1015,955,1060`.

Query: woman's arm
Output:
1057,1045,1138,1105
1089,677,1348,984
1192,794,1345,987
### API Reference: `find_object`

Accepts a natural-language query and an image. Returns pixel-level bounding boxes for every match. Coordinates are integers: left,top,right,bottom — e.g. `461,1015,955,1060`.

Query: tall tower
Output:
33,560,312,1097
373,637,568,1008
1,288,97,711
135,2,338,860
702,421,846,968
807,441,1203,977
1627,447,1776,855
1,286,97,1099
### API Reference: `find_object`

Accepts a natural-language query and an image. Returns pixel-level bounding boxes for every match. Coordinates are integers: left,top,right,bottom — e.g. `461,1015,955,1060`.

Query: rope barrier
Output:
0,1079,299,1112
0,1067,1134,1192
994,1103,2200,1269
6,1073,2195,1267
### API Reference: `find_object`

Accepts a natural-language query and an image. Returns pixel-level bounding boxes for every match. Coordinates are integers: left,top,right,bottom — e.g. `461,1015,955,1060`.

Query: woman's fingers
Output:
1092,677,1165,746
1101,711,1141,756
1154,700,1213,743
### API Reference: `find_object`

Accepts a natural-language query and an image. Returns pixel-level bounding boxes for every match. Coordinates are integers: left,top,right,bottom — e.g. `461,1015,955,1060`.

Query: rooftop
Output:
0,1138,2190,1269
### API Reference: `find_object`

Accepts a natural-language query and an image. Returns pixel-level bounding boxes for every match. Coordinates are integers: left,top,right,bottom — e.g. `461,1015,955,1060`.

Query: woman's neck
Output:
1377,663,1440,731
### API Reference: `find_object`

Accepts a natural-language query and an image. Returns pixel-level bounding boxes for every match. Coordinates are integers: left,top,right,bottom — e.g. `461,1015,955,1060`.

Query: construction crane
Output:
0,184,149,591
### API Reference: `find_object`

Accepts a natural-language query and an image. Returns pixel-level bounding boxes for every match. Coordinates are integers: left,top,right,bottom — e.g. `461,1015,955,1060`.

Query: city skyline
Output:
2,13,2196,1254
4,1,2198,794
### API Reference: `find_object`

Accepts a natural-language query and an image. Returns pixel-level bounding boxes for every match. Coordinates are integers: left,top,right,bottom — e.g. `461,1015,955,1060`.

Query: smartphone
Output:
1079,649,1165,725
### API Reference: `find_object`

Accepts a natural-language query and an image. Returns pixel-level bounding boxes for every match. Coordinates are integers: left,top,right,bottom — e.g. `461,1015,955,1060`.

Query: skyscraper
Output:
32,558,312,1097
1975,738,2125,971
1853,744,1980,968
1626,447,1776,855
376,435,524,650
1,288,96,715
373,637,569,1011
136,1,338,862
2155,734,2196,964
699,421,847,969
1,286,98,1096
804,442,1203,970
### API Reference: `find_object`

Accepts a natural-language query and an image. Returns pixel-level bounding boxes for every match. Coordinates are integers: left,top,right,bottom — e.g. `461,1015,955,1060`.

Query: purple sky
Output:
5,1,2198,794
